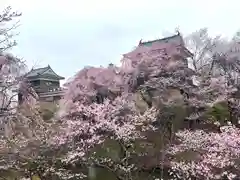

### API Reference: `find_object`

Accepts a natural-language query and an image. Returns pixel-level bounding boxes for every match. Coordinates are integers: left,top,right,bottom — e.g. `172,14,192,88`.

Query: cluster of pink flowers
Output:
50,35,240,179
0,54,49,173
168,126,240,179
64,65,124,105
51,95,158,164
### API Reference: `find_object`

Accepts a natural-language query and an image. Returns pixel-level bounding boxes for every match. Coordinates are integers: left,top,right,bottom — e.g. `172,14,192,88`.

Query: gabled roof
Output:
138,33,193,57
139,33,183,47
25,65,64,80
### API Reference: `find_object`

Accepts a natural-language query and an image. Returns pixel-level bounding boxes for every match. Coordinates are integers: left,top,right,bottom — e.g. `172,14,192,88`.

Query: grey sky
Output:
2,0,240,82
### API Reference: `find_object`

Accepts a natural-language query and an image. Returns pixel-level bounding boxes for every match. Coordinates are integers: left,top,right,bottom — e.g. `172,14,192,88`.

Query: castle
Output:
23,65,65,102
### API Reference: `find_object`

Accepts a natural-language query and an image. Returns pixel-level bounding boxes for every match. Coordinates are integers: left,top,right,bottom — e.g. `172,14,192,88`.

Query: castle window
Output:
18,93,23,104
46,82,52,86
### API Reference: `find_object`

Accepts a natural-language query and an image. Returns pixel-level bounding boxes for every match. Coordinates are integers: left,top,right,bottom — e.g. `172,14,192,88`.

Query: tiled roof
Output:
26,66,49,77
25,65,64,80
138,33,193,57
139,34,184,47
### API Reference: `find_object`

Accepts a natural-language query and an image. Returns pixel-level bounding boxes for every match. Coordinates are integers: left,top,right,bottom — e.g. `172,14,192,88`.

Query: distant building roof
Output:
25,65,64,80
138,34,182,46
138,33,193,57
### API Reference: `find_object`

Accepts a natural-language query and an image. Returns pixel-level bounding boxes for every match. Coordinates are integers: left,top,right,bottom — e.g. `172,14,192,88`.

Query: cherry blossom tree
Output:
41,33,240,180
47,68,158,179
185,28,240,128
168,126,240,179
121,40,240,179
15,31,240,180
184,28,219,72
0,6,21,53
0,7,51,179
185,28,240,80
0,54,51,180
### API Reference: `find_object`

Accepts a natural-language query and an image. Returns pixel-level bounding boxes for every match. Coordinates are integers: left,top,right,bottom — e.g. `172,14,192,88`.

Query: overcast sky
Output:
1,0,239,82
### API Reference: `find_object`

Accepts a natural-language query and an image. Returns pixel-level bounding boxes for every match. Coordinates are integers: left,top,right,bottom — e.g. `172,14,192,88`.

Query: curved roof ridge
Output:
140,34,180,45
25,65,64,80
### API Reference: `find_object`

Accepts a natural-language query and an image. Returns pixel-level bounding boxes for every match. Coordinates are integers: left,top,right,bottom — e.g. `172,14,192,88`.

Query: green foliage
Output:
134,92,149,114
173,149,201,163
0,169,23,180
41,109,55,121
39,102,59,121
88,167,117,180
205,101,230,124
158,104,187,133
90,138,123,161
32,175,41,180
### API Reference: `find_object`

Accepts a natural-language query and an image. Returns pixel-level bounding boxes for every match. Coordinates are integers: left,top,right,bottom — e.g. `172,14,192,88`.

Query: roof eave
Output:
183,47,194,57
27,75,65,81
139,34,181,46
58,76,65,80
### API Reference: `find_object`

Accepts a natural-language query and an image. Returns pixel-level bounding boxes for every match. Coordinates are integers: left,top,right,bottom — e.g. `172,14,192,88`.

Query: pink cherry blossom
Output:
48,34,240,179
168,126,240,179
